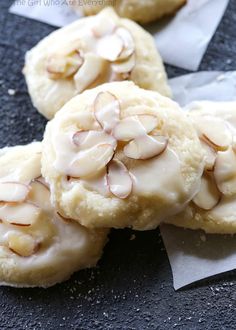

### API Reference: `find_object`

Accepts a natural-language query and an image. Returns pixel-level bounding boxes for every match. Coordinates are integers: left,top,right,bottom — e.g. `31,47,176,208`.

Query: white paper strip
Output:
169,71,236,106
149,0,229,70
160,71,236,290
160,224,236,290
9,0,229,71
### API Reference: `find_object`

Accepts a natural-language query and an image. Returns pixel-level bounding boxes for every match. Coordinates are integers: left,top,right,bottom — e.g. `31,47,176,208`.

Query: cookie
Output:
165,101,236,234
24,7,171,119
0,143,108,287
69,0,187,24
42,81,204,230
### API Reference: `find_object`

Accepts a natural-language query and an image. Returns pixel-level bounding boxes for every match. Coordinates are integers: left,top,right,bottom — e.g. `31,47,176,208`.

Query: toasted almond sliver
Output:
200,140,217,172
124,135,168,160
107,159,132,199
97,33,124,61
94,91,120,133
0,202,41,226
115,27,135,60
111,53,135,73
91,15,117,38
0,182,30,203
192,173,221,210
47,51,83,79
214,147,236,195
74,53,105,93
113,115,158,141
8,232,39,257
28,180,52,212
72,130,117,150
194,116,232,151
69,144,115,178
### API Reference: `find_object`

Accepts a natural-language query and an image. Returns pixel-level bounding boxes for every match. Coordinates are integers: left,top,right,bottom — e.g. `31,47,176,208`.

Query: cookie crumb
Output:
8,89,16,96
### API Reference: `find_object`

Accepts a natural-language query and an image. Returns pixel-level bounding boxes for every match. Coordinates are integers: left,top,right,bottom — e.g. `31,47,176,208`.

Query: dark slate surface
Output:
0,0,236,329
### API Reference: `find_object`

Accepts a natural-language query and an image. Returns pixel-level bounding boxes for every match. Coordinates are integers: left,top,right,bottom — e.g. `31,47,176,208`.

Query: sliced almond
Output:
107,159,132,199
73,130,117,150
200,140,217,172
111,53,135,74
214,147,236,195
82,168,110,197
74,53,106,93
94,91,120,133
8,232,39,257
0,182,30,203
0,202,41,227
69,144,115,178
194,116,232,151
97,33,123,61
91,16,117,38
115,27,135,60
47,51,83,79
192,173,221,210
56,211,73,223
113,115,158,141
28,181,51,212
124,135,168,160
137,115,158,133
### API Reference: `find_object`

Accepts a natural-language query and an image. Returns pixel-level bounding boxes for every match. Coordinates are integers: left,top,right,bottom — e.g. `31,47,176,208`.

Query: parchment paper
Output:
160,71,236,290
160,225,236,290
9,0,229,70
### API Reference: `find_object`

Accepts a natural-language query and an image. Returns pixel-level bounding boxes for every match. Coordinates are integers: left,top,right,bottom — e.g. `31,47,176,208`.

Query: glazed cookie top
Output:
42,82,204,230
24,7,170,119
165,101,236,234
0,143,107,287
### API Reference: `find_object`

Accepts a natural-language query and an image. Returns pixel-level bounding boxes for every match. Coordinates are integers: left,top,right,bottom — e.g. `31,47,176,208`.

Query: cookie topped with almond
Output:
42,81,204,230
165,101,236,234
0,143,108,287
23,7,171,119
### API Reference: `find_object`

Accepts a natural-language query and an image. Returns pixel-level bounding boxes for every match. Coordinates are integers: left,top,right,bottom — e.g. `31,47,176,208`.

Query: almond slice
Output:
74,53,106,93
56,211,74,223
91,15,117,38
194,116,232,151
107,159,132,199
192,173,221,210
137,115,158,133
97,33,123,61
111,53,135,74
73,130,117,150
28,181,51,212
69,144,115,178
8,232,39,257
0,202,41,226
214,147,236,195
200,140,217,172
113,115,158,141
115,27,135,60
47,51,83,79
0,182,30,203
94,91,120,133
124,135,168,160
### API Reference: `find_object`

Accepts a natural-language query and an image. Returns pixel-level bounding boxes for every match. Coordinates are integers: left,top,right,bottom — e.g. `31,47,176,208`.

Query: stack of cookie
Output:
0,7,235,288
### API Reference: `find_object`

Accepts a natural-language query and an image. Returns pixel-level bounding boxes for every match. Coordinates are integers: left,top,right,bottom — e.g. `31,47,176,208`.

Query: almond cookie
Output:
165,101,236,234
69,0,187,24
42,81,204,230
0,143,108,287
24,7,171,119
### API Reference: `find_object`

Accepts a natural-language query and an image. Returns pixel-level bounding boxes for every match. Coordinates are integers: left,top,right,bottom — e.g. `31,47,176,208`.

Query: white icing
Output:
129,148,185,200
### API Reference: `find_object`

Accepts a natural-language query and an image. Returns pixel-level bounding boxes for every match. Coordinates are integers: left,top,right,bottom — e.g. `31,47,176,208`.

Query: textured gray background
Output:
0,1,236,329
